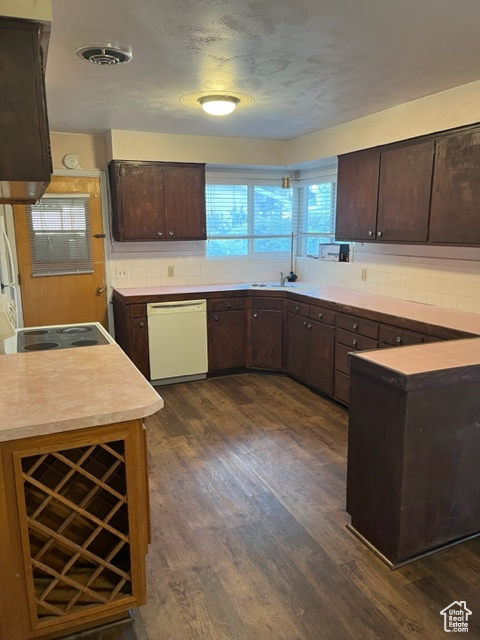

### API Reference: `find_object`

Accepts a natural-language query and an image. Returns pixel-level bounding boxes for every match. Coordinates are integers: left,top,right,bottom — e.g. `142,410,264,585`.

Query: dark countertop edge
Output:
349,352,480,391
112,287,476,340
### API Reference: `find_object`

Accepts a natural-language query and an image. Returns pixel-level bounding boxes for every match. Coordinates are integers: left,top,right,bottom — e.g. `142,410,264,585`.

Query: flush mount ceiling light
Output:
76,44,132,65
180,91,254,114
198,95,240,116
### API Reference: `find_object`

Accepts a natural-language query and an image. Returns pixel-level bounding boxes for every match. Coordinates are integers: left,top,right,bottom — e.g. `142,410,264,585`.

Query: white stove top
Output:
12,322,114,354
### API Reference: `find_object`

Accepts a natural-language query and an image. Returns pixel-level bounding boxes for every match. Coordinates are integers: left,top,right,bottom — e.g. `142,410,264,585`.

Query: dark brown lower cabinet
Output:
248,298,284,370
112,299,150,378
334,329,378,405
286,311,334,396
208,308,246,372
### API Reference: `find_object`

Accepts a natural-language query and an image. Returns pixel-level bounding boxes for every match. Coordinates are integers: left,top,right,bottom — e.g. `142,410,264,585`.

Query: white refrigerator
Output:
0,205,20,353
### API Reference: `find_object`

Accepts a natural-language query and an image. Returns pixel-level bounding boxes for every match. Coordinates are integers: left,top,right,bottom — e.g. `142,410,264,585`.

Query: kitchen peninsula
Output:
113,281,480,566
0,342,163,640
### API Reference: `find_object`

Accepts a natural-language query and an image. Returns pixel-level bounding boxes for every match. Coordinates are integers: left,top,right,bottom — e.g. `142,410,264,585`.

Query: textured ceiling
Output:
46,0,480,141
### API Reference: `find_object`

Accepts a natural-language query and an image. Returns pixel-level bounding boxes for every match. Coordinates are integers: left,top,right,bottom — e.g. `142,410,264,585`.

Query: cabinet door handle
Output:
157,230,163,237
352,339,358,347
168,230,174,237
304,321,307,328
214,315,219,322
227,303,231,309
295,306,299,312
396,336,402,344
352,323,358,331
139,321,145,327
318,313,323,320
377,231,383,238
307,324,312,330
253,313,258,319
368,230,374,237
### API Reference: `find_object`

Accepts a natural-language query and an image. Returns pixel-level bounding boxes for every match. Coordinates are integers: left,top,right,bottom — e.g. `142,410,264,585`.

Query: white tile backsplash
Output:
108,240,480,315
295,246,480,313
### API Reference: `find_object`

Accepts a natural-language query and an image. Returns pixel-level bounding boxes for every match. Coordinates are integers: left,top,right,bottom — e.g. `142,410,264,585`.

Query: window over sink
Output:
205,168,337,258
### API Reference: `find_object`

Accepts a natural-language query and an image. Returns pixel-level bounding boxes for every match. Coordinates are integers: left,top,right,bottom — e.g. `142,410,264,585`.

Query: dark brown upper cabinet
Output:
0,17,52,204
336,142,434,243
335,150,380,241
109,160,206,242
335,123,480,247
376,141,434,243
429,129,480,244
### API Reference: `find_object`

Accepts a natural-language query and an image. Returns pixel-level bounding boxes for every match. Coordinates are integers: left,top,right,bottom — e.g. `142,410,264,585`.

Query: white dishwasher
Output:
147,299,208,385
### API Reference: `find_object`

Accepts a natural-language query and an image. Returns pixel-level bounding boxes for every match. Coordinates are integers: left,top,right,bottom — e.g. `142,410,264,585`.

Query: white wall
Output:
109,240,289,289
0,0,51,21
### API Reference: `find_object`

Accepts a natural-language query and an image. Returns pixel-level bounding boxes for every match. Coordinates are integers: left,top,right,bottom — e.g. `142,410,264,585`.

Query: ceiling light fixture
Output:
198,95,240,116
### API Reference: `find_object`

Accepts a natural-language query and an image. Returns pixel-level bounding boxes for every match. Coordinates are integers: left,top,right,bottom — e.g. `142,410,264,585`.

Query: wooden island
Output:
0,343,163,640
347,338,480,568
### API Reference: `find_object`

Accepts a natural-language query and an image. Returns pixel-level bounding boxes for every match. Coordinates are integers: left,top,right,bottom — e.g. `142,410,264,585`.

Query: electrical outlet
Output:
361,268,367,281
167,266,175,277
115,266,130,279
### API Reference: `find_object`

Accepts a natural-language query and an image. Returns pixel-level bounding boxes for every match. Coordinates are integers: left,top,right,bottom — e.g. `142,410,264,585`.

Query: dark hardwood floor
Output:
71,373,480,640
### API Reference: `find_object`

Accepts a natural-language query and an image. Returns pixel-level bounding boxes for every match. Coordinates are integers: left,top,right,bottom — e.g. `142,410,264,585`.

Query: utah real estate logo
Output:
440,601,472,633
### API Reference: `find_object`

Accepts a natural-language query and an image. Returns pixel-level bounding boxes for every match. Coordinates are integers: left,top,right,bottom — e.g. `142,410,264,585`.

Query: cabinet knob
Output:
396,336,402,344
214,315,219,322
368,230,374,237
227,303,231,309
168,230,174,237
253,313,258,319
377,231,383,238
304,321,307,328
352,339,358,347
157,230,163,237
318,313,323,320
352,323,358,331
295,306,299,312
139,321,145,328
307,324,312,330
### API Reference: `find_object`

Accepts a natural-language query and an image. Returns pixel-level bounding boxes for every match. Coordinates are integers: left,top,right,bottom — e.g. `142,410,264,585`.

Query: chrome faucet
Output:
280,271,286,286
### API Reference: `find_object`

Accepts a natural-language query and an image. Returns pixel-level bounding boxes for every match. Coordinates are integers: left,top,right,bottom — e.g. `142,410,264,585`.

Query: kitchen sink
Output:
249,282,315,291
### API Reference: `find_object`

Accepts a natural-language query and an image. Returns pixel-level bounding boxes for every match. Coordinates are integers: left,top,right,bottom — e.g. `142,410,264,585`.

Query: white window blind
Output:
297,179,337,256
27,194,94,276
206,184,293,257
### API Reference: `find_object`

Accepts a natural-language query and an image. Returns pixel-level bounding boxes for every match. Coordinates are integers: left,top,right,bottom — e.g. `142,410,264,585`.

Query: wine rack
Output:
12,430,142,633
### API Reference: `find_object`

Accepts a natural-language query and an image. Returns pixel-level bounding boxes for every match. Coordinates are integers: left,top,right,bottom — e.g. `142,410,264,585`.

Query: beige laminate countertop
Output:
115,282,480,336
0,343,164,443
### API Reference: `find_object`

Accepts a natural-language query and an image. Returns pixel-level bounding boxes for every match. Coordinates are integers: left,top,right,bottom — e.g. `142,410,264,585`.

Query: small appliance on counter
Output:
319,243,350,262
16,323,114,352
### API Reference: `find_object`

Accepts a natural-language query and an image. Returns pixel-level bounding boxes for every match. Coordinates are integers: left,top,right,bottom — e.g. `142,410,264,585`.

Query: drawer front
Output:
336,313,379,339
309,305,335,326
287,300,309,317
209,298,245,312
336,329,378,351
129,303,147,318
379,325,424,347
251,297,284,311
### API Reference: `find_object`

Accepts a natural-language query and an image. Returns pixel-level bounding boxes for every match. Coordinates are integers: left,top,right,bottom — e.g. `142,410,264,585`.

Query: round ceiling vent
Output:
75,44,132,66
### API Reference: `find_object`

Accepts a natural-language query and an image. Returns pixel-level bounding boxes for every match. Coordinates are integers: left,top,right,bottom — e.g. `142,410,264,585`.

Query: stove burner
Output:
22,329,50,336
71,339,99,347
23,342,60,351
56,326,93,335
